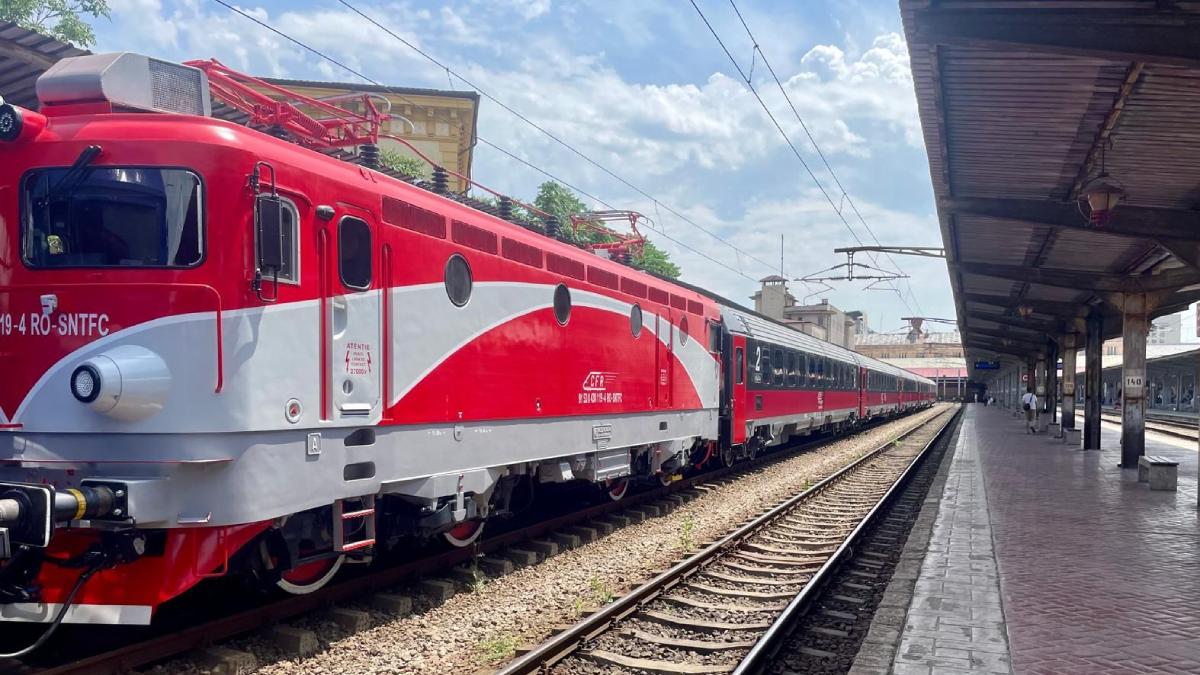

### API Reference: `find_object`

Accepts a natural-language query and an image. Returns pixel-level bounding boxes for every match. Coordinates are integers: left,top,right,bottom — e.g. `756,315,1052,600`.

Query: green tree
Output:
634,241,681,279
378,148,429,179
531,180,680,278
1,1,110,48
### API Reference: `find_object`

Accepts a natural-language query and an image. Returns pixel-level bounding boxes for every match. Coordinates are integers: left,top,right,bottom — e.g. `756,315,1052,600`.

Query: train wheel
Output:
443,519,485,547
277,553,344,595
720,444,736,467
605,477,630,501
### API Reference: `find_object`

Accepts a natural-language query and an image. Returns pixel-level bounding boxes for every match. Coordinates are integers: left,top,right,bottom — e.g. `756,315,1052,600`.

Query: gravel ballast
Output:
153,405,950,675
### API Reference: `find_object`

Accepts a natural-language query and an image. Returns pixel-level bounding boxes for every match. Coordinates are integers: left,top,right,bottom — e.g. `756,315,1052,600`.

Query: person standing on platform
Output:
1022,388,1038,433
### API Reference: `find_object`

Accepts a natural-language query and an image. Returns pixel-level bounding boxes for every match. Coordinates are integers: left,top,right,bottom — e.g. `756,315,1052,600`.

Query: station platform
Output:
891,405,1200,674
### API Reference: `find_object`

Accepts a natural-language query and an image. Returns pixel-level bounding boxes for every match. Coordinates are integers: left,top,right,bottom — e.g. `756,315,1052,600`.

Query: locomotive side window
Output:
554,284,571,325
444,254,472,307
679,316,689,346
735,347,744,384
22,167,203,268
338,216,372,290
630,304,643,337
255,195,298,283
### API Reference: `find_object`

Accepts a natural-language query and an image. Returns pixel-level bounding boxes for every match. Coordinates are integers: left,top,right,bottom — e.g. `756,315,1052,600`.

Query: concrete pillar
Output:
1047,340,1058,424
1061,333,1078,430
1120,295,1150,469
1035,354,1048,430
1084,308,1103,450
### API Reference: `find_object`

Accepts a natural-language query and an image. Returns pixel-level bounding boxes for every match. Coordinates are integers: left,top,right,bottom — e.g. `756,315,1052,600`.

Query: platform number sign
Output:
1124,373,1145,399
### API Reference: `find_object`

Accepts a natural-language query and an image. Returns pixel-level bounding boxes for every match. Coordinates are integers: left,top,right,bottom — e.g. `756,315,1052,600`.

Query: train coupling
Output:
0,482,123,557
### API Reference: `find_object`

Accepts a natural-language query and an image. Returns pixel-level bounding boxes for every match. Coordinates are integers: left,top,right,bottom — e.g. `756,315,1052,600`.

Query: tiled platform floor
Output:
895,405,1200,675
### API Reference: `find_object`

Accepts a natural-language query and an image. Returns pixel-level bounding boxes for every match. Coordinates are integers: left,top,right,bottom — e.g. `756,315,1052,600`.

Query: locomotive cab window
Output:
338,216,372,290
22,167,203,268
735,347,744,384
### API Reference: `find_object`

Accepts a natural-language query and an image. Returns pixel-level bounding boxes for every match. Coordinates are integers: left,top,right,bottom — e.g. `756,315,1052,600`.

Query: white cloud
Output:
91,1,949,321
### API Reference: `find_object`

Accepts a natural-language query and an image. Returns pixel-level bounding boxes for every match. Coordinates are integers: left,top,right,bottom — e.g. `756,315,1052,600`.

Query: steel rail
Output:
1100,411,1197,440
494,406,959,675
734,406,960,673
21,411,931,675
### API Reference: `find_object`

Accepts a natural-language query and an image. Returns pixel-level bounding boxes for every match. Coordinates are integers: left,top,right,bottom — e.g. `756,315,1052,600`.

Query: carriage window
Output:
773,349,784,386
759,347,770,385
735,347,744,384
22,167,203,268
338,216,372,290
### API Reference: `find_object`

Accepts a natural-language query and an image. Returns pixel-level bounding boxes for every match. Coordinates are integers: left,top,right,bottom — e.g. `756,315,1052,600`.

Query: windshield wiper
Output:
47,145,102,201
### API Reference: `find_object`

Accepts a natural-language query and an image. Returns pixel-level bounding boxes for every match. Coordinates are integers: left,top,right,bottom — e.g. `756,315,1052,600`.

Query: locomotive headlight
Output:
70,346,171,422
0,97,21,142
70,364,101,403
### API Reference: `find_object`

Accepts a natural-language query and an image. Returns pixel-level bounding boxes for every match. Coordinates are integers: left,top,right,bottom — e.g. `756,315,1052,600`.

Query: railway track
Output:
7,409,940,675
495,406,960,675
1100,411,1198,441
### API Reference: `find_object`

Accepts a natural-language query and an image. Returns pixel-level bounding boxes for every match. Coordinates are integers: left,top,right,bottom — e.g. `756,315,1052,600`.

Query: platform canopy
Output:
901,1,1200,377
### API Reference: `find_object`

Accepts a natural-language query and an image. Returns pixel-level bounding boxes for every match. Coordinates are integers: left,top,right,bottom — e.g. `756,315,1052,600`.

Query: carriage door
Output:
329,211,381,419
656,308,673,408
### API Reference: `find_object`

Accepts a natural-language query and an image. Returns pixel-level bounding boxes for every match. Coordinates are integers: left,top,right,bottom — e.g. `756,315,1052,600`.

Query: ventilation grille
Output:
547,253,586,280
383,197,446,238
648,287,669,305
587,266,619,290
502,237,543,268
688,300,704,315
149,58,207,115
452,220,498,254
620,277,648,298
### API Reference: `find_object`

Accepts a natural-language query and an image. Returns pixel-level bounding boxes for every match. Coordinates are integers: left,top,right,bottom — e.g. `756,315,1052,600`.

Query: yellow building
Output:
263,78,480,193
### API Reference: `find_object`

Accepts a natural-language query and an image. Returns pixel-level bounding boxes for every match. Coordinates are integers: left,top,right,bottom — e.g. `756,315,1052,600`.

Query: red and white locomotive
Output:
0,53,933,631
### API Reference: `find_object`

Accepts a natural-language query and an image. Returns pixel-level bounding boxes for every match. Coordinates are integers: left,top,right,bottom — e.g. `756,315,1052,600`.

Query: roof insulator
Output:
359,143,380,169
432,166,449,194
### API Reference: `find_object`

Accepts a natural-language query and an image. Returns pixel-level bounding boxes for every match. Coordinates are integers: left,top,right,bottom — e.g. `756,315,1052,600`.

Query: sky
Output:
91,0,974,334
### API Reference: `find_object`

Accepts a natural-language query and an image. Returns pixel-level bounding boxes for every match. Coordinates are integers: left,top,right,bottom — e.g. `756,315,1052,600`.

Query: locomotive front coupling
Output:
0,482,121,556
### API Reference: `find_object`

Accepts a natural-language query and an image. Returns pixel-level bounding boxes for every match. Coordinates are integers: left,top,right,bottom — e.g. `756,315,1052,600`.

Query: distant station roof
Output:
901,2,1200,377
0,22,86,109
857,331,962,346
1078,343,1197,374
881,357,969,379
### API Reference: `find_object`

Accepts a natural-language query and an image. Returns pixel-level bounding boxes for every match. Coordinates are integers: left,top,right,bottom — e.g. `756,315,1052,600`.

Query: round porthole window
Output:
554,284,571,325
679,316,689,346
630,304,643,337
444,254,472,307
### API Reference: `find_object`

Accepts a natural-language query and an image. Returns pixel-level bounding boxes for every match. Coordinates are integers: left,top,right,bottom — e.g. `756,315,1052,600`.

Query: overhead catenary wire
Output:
688,0,919,316
207,0,757,281
333,0,787,278
724,0,924,314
